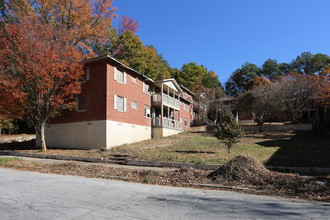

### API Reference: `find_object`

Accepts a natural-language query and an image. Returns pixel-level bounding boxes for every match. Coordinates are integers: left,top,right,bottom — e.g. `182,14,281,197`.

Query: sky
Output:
112,0,330,85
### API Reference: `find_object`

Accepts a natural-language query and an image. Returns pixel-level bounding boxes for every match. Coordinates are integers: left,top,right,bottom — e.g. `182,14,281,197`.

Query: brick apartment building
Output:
41,55,194,149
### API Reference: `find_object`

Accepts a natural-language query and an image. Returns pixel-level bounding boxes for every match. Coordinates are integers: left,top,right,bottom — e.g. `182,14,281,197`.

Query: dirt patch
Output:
208,155,329,200
208,155,270,184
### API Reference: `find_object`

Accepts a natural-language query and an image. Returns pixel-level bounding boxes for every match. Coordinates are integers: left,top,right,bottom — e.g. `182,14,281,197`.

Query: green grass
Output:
11,130,330,167
109,131,330,167
0,157,21,163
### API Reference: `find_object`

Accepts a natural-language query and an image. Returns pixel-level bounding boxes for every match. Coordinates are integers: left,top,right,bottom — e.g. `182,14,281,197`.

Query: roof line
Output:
83,55,154,82
180,85,195,96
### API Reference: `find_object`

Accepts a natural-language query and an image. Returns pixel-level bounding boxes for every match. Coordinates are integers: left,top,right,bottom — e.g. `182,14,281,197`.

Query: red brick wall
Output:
180,100,193,131
106,62,152,127
50,61,107,124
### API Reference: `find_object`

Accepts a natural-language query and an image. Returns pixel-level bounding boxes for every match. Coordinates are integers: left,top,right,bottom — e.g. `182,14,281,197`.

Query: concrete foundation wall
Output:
152,127,181,138
39,120,107,149
106,120,152,149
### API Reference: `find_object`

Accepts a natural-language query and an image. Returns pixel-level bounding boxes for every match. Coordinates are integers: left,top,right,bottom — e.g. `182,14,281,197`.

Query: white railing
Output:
152,93,180,109
152,117,182,130
221,104,235,111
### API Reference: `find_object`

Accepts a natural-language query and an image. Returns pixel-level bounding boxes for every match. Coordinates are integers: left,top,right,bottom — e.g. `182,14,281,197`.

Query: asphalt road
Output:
0,168,328,220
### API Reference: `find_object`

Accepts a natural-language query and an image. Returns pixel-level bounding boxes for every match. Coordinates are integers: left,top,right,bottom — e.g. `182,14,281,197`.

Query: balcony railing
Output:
152,117,182,130
221,104,235,111
152,93,180,109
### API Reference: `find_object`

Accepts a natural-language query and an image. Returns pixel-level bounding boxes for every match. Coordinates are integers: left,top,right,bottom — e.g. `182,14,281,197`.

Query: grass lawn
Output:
5,130,329,167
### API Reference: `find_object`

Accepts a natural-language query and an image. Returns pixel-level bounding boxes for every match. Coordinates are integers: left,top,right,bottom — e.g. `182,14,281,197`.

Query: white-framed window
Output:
114,67,127,84
180,117,182,122
143,82,152,95
183,103,189,111
191,108,194,115
131,101,137,109
144,105,151,118
131,76,137,84
75,96,87,111
184,119,188,127
113,95,127,112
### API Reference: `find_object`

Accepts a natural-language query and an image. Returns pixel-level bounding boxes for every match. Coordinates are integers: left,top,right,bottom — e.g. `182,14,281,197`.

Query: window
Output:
75,96,86,111
131,101,137,109
144,105,151,118
131,76,137,83
184,119,188,127
191,108,194,115
85,66,90,80
114,95,127,112
114,67,126,84
143,82,152,95
180,117,182,122
183,103,189,111
79,66,90,81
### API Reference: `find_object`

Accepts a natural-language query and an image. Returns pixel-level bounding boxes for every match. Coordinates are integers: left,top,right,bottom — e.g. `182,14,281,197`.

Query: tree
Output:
214,112,242,154
0,16,83,150
193,86,224,125
290,52,330,74
202,70,223,89
178,62,207,90
279,74,317,123
244,76,270,91
117,15,139,36
5,0,117,55
225,62,260,96
317,68,330,105
95,29,170,80
261,59,288,79
237,82,285,132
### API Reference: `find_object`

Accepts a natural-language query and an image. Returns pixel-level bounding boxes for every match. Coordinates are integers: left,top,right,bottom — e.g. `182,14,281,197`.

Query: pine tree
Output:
214,112,242,154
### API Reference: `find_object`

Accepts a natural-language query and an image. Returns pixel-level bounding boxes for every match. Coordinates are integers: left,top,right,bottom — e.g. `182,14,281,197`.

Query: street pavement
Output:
0,167,329,220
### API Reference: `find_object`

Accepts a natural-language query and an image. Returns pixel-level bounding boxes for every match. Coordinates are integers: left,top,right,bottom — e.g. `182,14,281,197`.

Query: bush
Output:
214,112,242,154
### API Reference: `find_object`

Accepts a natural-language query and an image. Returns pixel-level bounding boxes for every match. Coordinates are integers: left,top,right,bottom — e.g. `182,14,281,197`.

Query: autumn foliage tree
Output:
4,0,117,55
0,17,84,150
117,15,139,36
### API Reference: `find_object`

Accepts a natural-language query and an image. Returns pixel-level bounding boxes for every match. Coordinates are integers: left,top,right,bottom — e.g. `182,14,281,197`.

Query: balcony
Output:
221,104,235,111
152,93,180,110
151,117,182,130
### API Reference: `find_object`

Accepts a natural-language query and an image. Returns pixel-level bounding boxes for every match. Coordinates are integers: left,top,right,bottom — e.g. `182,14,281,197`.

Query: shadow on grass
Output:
0,139,37,150
258,131,330,167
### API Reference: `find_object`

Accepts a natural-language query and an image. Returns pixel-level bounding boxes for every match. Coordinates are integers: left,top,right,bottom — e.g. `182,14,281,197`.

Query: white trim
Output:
114,67,117,81
124,98,127,112
113,95,117,110
124,72,127,84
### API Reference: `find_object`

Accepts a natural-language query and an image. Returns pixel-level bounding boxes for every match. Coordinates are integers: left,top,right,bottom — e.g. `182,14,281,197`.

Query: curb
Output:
126,159,221,170
0,151,103,163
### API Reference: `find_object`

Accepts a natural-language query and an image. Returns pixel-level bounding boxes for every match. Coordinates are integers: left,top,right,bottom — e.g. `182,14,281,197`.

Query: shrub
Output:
214,112,242,154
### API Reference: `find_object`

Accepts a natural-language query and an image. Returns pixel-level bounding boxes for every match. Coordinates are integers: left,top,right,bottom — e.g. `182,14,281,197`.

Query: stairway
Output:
104,154,129,165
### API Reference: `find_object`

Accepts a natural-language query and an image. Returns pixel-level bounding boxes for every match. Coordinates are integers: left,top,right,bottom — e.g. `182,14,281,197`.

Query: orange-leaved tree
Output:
318,68,330,105
0,16,84,150
6,0,117,56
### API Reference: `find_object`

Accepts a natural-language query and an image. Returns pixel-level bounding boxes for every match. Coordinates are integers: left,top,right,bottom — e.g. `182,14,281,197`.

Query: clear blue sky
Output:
112,0,330,85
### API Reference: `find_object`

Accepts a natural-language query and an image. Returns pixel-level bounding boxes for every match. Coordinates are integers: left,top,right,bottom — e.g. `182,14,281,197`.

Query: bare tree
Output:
279,74,316,123
193,86,224,125
237,82,285,132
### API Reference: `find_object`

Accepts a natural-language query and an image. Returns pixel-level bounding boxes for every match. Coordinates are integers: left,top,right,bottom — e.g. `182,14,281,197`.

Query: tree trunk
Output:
258,122,264,133
39,124,47,151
